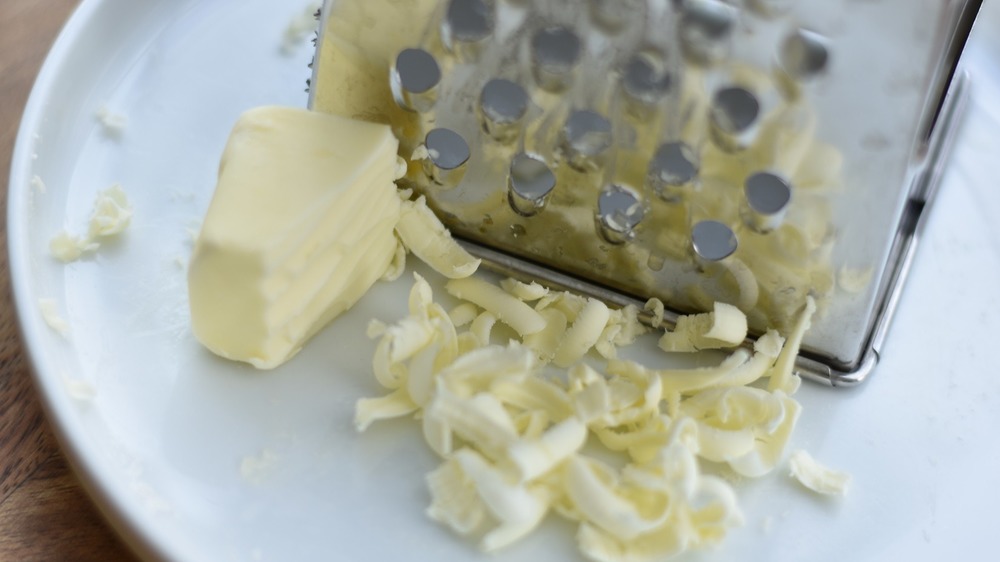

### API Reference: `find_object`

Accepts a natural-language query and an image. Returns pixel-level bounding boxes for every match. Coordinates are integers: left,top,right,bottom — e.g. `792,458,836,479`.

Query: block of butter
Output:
188,106,401,369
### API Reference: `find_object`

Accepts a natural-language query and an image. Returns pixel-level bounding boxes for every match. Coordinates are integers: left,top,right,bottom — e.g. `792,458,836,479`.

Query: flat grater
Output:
307,0,981,386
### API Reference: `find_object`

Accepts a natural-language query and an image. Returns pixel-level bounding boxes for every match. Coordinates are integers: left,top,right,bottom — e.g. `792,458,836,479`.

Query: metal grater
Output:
308,0,981,386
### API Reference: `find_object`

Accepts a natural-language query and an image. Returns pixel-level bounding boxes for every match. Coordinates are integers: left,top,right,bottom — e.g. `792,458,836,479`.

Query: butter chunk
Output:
188,106,400,369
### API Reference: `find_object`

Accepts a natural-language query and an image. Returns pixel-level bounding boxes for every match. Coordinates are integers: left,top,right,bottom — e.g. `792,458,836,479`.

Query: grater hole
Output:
424,128,471,185
709,86,761,152
691,220,738,262
590,0,645,33
647,141,700,202
390,48,441,112
742,171,792,233
558,109,613,172
621,50,674,108
747,0,795,18
480,78,530,142
508,152,556,217
678,0,738,66
597,185,645,245
531,26,583,92
442,0,496,56
779,28,830,81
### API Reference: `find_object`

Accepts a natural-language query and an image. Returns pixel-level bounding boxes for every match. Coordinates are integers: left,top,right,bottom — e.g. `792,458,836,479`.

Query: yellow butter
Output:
789,450,851,496
658,302,749,352
188,106,400,368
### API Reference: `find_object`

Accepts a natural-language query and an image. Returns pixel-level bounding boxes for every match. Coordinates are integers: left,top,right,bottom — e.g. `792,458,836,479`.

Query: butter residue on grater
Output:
309,0,981,386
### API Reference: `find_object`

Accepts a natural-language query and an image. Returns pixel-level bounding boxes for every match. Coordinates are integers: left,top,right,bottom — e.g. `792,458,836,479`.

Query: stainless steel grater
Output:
308,0,981,386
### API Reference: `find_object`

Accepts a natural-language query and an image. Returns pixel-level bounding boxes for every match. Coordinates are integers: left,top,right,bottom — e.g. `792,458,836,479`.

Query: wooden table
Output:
0,0,139,559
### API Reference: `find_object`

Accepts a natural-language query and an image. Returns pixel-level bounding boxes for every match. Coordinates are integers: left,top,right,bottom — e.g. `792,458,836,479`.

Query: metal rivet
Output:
480,79,530,143
691,220,738,262
709,86,761,152
390,49,441,112
530,26,582,92
647,141,700,202
508,153,556,216
441,0,495,59
597,185,645,244
742,171,791,233
679,0,737,66
621,51,673,110
423,128,470,186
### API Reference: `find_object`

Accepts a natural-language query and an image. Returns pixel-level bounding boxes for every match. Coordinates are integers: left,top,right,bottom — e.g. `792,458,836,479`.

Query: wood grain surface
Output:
1,0,139,560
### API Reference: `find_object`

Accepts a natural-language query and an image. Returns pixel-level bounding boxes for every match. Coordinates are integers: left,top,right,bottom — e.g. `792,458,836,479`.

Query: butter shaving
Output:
396,196,480,279
643,298,665,328
355,275,830,559
500,278,549,301
553,298,611,368
659,302,748,352
767,296,817,395
789,450,851,496
446,277,546,336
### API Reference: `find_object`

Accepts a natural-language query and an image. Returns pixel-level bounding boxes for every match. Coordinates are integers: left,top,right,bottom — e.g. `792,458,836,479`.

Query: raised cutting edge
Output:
457,69,971,388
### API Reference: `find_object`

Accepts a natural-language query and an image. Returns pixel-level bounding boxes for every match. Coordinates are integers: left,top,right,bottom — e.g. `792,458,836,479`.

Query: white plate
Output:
8,1,1000,561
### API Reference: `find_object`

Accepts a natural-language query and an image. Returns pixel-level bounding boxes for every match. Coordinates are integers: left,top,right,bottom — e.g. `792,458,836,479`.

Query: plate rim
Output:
6,0,172,560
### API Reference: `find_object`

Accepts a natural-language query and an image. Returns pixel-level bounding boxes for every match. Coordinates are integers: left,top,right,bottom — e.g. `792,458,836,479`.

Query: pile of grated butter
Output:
356,196,847,561
188,106,848,560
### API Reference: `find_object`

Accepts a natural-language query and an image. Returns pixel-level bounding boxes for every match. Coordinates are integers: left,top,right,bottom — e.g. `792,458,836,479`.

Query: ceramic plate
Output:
8,1,1000,560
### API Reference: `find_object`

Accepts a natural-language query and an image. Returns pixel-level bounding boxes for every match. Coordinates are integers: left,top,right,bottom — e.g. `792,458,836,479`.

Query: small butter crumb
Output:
96,106,127,137
789,450,851,496
395,156,408,180
381,237,407,282
241,449,279,485
410,145,430,161
87,184,133,238
63,376,97,401
30,175,46,194
644,297,665,328
50,231,99,262
838,266,874,294
50,184,133,263
280,2,321,55
39,298,70,336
